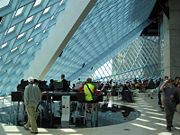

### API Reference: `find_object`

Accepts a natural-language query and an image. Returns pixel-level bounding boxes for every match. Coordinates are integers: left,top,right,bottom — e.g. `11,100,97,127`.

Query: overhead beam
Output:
67,20,151,81
24,0,97,80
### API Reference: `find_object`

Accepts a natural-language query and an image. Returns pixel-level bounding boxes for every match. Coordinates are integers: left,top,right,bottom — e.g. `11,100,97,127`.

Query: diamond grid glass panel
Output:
45,0,156,83
92,36,160,82
0,0,68,95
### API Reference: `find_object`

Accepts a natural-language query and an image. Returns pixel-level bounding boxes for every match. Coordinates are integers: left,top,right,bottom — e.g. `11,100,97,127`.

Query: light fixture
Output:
34,0,42,7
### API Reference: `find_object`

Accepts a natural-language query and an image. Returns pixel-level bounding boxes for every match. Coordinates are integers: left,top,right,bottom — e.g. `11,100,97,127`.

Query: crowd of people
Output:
73,76,180,132
18,74,180,133
20,75,99,134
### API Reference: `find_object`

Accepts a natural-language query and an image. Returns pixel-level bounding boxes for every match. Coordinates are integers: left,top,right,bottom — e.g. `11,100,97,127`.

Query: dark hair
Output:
34,79,39,84
50,79,54,83
61,74,65,79
86,78,92,83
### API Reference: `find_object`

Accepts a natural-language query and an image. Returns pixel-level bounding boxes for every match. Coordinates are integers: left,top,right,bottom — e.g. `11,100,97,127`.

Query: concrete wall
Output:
169,0,180,78
162,0,180,78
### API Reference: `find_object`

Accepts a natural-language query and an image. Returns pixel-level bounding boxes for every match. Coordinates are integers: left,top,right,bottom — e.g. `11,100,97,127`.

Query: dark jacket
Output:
62,79,70,92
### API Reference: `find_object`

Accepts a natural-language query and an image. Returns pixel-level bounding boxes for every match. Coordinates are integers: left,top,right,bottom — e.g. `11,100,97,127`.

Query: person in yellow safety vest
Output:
83,78,95,101
83,78,100,113
83,78,98,102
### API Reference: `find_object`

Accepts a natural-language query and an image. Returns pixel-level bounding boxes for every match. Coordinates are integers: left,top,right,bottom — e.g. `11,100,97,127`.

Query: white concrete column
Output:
23,0,96,79
169,0,180,78
162,13,170,77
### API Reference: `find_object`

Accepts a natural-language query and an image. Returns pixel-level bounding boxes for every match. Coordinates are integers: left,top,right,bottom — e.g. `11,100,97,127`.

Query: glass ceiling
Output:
0,0,157,95
0,0,11,9
91,36,160,83
0,0,67,95
45,0,156,83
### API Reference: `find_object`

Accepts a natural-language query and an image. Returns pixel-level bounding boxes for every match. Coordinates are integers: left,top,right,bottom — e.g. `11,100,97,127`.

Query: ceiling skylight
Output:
17,32,25,39
25,16,33,24
43,7,51,14
11,47,18,52
43,30,47,33
28,38,33,42
60,0,64,5
1,43,7,48
8,26,15,33
15,7,24,16
50,16,54,20
35,23,42,29
34,0,42,7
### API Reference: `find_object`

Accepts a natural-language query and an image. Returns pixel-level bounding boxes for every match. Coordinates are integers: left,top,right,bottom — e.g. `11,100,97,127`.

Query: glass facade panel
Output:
46,0,156,83
0,0,68,95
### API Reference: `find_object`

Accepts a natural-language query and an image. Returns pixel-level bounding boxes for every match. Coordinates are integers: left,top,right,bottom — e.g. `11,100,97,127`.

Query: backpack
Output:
172,92,180,105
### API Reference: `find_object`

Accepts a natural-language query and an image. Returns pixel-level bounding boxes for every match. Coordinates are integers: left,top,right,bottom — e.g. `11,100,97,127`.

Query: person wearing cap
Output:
23,77,41,134
83,78,100,102
81,78,99,113
160,79,177,132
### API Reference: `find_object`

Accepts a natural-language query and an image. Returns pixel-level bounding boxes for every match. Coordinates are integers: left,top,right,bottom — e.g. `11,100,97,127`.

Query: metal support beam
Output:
67,20,151,81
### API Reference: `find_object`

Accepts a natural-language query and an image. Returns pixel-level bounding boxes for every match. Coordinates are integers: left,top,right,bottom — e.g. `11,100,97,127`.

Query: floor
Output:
0,93,180,135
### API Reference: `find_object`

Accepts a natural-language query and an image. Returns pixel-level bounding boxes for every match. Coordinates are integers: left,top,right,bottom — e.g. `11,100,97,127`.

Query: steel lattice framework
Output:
91,36,160,82
0,0,157,95
0,0,67,95
45,0,156,83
